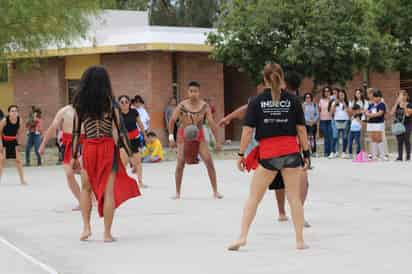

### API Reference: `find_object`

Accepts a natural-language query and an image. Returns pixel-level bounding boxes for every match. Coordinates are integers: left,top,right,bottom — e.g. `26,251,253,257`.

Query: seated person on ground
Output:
141,132,164,163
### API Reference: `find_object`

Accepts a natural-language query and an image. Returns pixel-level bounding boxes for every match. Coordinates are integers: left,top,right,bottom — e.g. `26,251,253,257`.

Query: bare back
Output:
60,105,75,133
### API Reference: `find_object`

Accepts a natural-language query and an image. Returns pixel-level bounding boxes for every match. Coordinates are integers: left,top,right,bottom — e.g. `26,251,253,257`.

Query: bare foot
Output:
139,183,148,189
21,181,28,186
228,238,246,251
171,194,181,200
304,220,311,228
213,192,224,199
72,205,81,211
278,214,289,222
296,242,309,250
104,234,116,243
80,229,92,241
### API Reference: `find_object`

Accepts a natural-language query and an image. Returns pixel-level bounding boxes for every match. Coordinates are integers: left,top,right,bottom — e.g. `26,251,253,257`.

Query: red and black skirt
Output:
2,136,18,159
82,137,141,217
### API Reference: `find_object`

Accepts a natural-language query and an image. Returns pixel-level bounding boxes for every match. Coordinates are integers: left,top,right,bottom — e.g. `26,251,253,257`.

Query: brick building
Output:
0,10,401,144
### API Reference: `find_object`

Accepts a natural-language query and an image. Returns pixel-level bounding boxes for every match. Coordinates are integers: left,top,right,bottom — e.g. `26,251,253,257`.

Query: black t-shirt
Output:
244,89,305,140
395,103,412,124
121,109,139,132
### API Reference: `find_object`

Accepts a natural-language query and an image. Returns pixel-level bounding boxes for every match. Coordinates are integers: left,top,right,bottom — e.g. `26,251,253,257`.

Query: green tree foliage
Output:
0,0,116,59
373,0,412,72
109,0,150,10
208,0,373,87
150,0,221,27
208,0,407,88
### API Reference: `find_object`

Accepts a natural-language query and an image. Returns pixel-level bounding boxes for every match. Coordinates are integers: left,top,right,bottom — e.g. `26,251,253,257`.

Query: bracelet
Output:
302,150,310,159
238,152,245,157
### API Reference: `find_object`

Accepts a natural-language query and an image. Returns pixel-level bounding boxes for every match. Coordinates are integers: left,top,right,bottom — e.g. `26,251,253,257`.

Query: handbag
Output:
392,112,406,136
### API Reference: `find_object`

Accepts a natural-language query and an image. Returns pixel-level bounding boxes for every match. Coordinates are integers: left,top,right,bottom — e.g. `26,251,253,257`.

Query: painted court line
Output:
0,236,58,274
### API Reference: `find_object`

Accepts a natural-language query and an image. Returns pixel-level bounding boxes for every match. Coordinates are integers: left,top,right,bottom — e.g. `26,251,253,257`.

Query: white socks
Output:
370,142,378,158
378,142,385,159
371,142,385,159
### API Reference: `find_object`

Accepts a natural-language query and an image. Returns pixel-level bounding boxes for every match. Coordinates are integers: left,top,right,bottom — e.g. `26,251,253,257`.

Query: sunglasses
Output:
120,100,130,105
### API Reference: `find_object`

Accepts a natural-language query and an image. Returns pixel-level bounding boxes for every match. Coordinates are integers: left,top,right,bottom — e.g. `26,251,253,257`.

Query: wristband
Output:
238,152,245,157
302,150,310,159
168,134,175,142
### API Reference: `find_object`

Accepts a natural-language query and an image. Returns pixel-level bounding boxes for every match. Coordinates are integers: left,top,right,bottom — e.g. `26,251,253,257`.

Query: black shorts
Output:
130,139,140,154
259,153,303,171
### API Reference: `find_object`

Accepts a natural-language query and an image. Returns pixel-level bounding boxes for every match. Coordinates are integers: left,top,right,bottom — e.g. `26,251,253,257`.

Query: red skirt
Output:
82,137,141,217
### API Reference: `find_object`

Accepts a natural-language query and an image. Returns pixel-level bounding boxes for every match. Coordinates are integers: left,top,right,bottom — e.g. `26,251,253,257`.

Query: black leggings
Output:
306,124,317,153
396,123,412,160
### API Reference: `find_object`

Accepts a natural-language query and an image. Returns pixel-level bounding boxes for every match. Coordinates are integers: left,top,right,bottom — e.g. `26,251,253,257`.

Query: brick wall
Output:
148,52,173,142
223,67,257,140
13,58,65,134
300,71,400,109
101,52,151,100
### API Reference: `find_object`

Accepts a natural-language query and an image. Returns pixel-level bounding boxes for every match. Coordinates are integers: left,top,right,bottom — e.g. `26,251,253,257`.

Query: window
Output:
67,80,80,104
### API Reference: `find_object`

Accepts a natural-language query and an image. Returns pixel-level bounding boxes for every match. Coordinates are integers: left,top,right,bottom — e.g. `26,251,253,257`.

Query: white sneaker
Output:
341,153,347,159
348,154,353,159
328,153,337,159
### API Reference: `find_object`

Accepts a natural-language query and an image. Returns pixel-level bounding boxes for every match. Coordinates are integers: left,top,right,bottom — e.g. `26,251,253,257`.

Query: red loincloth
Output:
82,137,140,217
61,132,85,164
177,127,205,165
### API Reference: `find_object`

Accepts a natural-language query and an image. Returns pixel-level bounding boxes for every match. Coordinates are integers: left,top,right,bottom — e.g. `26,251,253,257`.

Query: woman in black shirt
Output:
118,95,147,188
0,105,27,184
390,90,412,161
228,64,310,251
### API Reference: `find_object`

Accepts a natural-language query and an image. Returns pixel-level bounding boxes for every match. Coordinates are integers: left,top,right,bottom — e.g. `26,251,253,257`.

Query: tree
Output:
109,0,150,10
150,0,221,27
372,0,412,72
0,0,112,60
207,0,393,89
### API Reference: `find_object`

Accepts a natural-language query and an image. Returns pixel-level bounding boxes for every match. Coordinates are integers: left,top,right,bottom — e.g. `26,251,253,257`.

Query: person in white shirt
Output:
331,89,350,158
134,95,150,132
349,88,369,149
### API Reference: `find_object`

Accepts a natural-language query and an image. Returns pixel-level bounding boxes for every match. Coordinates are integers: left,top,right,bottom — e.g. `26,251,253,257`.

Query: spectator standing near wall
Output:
165,97,178,141
25,107,43,166
390,90,412,161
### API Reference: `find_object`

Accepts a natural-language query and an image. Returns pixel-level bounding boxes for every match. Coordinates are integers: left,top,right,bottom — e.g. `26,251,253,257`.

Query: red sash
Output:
128,128,139,140
61,133,86,164
243,136,300,171
2,136,17,142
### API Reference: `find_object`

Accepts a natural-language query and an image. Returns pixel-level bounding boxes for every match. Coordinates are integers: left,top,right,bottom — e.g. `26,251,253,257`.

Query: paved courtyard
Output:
0,158,411,274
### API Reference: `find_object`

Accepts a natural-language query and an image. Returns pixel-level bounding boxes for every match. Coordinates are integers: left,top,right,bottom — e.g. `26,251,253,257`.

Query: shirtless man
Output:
39,105,81,210
168,81,223,200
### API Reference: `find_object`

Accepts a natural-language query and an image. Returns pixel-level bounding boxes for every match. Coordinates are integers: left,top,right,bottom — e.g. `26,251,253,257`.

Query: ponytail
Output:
263,63,284,100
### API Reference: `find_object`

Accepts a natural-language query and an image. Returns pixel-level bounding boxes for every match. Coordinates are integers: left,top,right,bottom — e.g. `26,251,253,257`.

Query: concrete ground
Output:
0,158,411,274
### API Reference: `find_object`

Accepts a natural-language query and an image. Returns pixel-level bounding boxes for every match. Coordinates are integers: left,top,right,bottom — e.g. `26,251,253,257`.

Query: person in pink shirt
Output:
318,87,333,157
